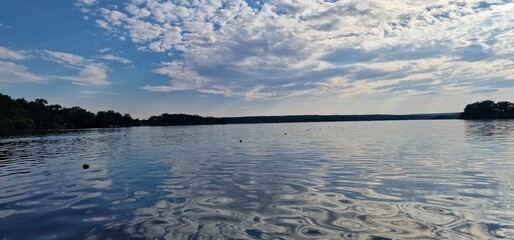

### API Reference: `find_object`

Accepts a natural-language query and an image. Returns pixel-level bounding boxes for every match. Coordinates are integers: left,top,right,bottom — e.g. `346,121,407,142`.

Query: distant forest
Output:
461,100,514,119
0,93,222,133
1,92,512,133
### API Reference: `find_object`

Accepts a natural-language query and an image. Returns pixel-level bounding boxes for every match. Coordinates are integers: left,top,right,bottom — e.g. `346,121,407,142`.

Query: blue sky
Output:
1,0,513,118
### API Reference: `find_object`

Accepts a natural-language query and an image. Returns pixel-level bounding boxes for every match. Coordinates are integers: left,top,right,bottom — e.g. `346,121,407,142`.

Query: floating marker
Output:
240,140,242,143
82,164,90,169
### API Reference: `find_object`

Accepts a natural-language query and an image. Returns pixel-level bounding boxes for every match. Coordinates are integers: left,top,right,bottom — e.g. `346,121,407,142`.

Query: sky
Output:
0,0,513,118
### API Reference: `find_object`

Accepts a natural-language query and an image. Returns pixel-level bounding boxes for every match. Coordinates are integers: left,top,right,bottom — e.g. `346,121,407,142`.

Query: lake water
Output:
1,120,514,239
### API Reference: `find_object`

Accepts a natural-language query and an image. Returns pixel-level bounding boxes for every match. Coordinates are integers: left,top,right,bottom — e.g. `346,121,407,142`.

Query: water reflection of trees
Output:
465,120,514,137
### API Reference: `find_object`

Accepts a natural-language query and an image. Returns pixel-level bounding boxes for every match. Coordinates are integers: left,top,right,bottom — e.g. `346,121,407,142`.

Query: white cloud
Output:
43,50,111,86
95,19,111,30
0,23,11,29
0,61,46,83
78,0,97,6
79,90,117,95
0,46,28,60
75,0,98,14
99,48,112,53
57,64,110,86
0,46,114,86
44,50,86,66
142,61,209,91
98,54,132,64
82,0,514,99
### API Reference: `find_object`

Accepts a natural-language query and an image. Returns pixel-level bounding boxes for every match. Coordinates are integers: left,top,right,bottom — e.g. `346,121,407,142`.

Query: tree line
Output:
461,100,514,119
146,113,226,126
0,93,138,132
2,92,513,133
0,93,222,133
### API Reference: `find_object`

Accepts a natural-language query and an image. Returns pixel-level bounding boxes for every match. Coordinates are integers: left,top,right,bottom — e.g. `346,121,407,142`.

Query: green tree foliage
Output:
145,113,226,126
96,110,127,127
0,93,135,133
9,93,503,134
1,92,223,134
462,100,514,119
0,94,34,131
59,106,97,128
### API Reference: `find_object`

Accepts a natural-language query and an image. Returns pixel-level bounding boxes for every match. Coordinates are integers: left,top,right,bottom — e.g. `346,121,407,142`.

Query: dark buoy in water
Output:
239,140,242,143
284,133,287,135
82,164,90,169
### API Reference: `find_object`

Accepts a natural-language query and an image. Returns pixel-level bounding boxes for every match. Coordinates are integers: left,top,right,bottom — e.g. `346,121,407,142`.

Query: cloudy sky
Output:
1,0,513,118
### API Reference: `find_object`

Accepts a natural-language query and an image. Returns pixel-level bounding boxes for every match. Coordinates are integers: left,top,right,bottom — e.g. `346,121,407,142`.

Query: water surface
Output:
1,120,514,239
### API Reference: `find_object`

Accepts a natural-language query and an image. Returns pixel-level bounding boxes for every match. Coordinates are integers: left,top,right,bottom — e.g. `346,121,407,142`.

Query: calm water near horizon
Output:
1,120,513,239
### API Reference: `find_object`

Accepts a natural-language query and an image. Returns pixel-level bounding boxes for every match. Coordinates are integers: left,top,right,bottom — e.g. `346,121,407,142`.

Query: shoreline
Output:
1,114,464,137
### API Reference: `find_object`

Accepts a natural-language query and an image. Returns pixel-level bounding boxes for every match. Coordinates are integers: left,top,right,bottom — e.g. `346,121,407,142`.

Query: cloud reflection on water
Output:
1,121,514,239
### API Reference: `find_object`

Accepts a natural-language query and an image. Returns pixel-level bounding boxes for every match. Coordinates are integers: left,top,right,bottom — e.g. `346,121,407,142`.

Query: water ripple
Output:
0,121,513,239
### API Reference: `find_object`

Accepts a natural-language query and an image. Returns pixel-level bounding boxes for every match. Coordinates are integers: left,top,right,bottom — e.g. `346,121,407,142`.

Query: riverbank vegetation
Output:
2,92,511,134
0,93,137,132
461,100,514,119
0,93,225,133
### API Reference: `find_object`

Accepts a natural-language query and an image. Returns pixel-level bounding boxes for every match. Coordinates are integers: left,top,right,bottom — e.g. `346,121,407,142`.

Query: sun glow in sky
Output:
1,0,513,118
